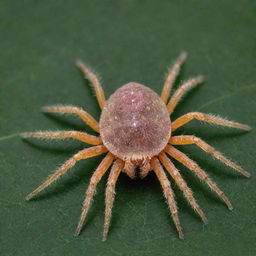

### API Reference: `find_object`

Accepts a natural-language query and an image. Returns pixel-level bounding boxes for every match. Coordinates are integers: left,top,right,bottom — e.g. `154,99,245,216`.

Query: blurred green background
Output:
1,1,256,255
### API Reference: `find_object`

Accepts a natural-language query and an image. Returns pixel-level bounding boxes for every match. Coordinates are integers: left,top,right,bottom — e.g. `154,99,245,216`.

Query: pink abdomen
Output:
99,82,171,161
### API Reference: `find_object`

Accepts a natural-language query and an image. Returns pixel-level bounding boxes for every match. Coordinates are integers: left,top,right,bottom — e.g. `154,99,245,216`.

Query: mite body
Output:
22,53,251,240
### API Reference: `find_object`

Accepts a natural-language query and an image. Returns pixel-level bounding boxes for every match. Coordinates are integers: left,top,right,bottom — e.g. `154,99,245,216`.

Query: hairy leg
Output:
42,105,99,132
170,135,250,178
76,60,106,110
167,76,204,114
172,112,251,132
103,159,124,241
22,130,102,145
161,52,187,104
75,153,115,236
26,145,108,200
158,152,207,223
165,145,232,209
151,157,184,239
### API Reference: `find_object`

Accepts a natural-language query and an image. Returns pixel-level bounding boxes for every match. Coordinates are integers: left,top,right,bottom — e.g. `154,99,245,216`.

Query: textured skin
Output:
99,82,171,161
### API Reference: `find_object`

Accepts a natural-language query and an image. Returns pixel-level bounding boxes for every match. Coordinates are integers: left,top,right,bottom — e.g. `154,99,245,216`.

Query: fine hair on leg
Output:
103,159,124,241
165,145,233,210
76,60,106,110
172,112,251,132
158,152,207,223
151,157,184,239
161,52,187,104
75,153,115,236
167,76,204,114
26,145,108,200
170,135,251,178
21,130,102,145
42,105,100,132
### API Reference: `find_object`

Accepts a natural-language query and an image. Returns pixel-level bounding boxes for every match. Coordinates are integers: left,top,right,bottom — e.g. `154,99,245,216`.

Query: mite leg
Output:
165,145,232,209
161,52,187,104
151,157,184,239
75,153,115,236
172,112,251,132
42,105,99,132
159,152,207,223
26,145,108,200
103,159,124,241
76,60,106,110
22,130,102,145
170,135,250,178
167,76,204,114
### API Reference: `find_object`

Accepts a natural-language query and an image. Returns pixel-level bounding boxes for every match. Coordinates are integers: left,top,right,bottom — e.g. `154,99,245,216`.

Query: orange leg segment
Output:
26,145,108,200
75,153,115,236
22,130,102,145
167,76,204,114
165,145,233,210
161,52,187,104
103,159,124,241
170,135,250,178
158,152,207,223
172,112,251,132
76,60,106,110
42,105,100,132
151,157,184,239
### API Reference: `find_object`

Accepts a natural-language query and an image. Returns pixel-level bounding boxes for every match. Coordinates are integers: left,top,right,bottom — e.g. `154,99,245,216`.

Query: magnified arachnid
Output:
22,53,251,240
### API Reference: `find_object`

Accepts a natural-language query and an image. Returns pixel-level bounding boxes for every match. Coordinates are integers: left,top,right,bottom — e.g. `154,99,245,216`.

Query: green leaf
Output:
1,1,256,255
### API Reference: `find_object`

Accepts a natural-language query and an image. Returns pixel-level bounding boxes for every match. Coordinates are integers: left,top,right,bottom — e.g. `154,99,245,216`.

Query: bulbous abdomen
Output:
99,82,171,161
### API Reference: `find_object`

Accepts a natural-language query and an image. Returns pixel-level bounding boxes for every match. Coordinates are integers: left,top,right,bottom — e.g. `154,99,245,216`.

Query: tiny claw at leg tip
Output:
21,133,29,138
102,231,108,241
179,233,184,240
198,75,205,82
180,51,187,59
244,125,252,131
41,106,49,112
226,200,233,210
75,59,84,67
228,205,234,211
74,230,80,237
244,172,251,178
74,226,83,237
25,195,32,201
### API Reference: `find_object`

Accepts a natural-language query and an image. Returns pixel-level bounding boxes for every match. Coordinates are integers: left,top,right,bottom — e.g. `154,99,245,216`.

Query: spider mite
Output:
22,52,251,240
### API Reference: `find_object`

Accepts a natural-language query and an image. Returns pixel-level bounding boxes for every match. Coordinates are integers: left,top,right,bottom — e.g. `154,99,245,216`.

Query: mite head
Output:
123,158,151,179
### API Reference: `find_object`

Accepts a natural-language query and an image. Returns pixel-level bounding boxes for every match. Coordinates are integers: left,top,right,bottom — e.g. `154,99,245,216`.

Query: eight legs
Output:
158,152,207,223
26,145,108,200
22,130,102,145
167,76,204,114
161,52,187,104
103,159,124,241
76,60,106,110
75,153,115,236
172,112,251,132
42,105,99,132
24,53,251,239
151,157,184,239
165,145,233,209
170,135,251,177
